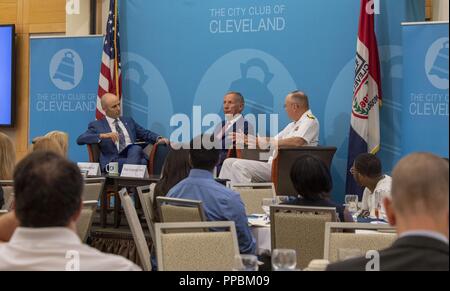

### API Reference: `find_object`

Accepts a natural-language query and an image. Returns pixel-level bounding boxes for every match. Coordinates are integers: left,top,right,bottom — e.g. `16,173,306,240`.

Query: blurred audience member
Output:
284,155,352,222
152,147,191,222
167,135,256,254
0,132,15,209
45,131,69,157
328,153,449,271
0,152,141,271
350,153,392,220
32,136,65,157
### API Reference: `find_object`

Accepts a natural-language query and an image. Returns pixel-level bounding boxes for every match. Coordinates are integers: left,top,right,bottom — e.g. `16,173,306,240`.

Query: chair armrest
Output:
236,148,271,161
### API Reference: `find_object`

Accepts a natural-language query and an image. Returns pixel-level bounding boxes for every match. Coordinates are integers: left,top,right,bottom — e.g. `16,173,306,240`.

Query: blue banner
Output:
29,36,103,162
402,23,449,157
119,0,424,202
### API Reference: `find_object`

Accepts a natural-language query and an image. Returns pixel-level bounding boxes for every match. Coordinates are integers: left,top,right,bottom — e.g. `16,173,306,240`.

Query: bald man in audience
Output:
327,153,449,271
77,93,168,172
0,152,141,271
219,90,319,183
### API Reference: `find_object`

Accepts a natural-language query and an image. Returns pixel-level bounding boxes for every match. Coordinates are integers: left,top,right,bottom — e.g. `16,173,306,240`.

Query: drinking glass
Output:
232,255,259,271
276,196,290,205
261,198,276,217
272,249,297,271
345,195,359,213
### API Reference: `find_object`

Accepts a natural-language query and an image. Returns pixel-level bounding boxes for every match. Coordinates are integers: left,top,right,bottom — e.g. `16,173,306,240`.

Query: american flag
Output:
96,0,122,120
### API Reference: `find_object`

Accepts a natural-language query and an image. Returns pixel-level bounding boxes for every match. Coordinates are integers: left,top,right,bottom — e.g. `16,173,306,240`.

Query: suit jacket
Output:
326,235,449,271
77,117,160,169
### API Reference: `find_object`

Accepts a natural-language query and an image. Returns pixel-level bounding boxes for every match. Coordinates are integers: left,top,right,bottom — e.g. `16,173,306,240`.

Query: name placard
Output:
121,164,149,179
77,162,101,177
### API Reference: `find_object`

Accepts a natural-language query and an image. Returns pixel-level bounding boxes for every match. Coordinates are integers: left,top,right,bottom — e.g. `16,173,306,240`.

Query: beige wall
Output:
66,0,91,36
0,0,66,160
432,0,449,21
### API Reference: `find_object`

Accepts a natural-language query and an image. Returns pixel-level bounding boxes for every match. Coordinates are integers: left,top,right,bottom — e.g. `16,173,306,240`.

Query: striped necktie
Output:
114,119,126,152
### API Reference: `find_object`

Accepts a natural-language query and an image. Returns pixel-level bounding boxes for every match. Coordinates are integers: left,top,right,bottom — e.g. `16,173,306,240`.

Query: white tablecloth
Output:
251,226,271,255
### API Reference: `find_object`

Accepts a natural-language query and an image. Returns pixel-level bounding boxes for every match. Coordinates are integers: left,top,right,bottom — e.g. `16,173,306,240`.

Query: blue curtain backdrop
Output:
118,0,424,202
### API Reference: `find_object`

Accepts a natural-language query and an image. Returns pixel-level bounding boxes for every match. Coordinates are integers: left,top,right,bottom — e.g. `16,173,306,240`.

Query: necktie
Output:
217,121,230,140
114,119,126,152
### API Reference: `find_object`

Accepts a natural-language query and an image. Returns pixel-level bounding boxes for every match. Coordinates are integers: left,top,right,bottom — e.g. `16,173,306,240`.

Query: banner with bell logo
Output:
402,22,449,157
29,36,103,162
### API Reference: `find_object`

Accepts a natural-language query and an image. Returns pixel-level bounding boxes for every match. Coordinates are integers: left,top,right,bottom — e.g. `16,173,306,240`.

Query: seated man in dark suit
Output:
214,92,252,175
327,153,449,271
77,93,168,172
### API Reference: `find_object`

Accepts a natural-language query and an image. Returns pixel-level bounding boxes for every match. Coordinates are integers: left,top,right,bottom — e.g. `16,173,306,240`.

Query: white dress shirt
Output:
105,116,132,151
274,110,319,145
361,175,392,219
0,227,141,271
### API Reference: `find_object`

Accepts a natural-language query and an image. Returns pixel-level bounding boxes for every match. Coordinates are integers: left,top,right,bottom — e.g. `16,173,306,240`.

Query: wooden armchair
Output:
147,143,170,176
87,143,101,163
232,146,337,196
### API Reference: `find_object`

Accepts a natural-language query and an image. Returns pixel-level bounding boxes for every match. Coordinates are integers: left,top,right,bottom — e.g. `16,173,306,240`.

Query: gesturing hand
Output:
156,137,170,145
100,132,120,143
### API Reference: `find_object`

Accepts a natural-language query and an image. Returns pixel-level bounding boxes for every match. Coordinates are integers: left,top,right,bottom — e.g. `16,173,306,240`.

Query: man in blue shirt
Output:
167,135,256,255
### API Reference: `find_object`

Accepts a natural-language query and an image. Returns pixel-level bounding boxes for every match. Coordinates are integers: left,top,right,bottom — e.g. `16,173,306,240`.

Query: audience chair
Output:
82,177,105,201
156,196,206,223
155,221,240,271
270,205,338,269
324,222,397,263
119,188,152,271
76,200,98,243
231,183,276,215
0,180,14,211
137,184,157,243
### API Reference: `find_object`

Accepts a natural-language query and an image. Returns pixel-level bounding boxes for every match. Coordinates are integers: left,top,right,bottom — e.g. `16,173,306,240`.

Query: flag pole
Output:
113,0,119,98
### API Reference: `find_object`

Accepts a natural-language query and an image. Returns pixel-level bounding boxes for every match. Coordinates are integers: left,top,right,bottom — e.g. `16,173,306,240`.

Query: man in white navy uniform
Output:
219,91,320,184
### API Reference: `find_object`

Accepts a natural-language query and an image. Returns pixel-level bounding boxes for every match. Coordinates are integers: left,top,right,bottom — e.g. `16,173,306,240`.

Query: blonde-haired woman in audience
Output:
0,132,15,180
0,132,16,209
32,136,65,157
45,131,69,157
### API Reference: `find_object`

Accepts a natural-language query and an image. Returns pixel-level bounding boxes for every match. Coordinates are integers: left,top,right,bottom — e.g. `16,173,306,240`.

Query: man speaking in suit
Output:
77,93,168,172
214,92,252,174
327,153,449,271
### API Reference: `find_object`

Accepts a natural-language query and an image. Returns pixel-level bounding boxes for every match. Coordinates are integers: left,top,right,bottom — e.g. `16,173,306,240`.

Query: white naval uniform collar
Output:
296,109,313,125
